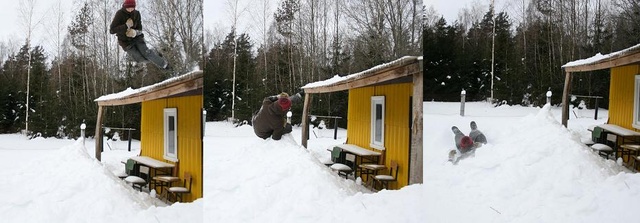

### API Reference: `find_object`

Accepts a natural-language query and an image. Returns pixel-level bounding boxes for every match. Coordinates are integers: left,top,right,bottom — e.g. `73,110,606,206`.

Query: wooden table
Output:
598,124,640,159
129,156,176,191
335,144,382,178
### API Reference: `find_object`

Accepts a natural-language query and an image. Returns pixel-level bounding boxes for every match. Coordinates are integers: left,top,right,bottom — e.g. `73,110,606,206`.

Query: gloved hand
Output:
126,28,137,37
126,18,134,28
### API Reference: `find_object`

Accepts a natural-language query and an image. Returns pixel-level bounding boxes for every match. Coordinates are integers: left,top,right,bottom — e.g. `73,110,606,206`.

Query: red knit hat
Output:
123,0,136,8
278,97,291,111
460,136,474,149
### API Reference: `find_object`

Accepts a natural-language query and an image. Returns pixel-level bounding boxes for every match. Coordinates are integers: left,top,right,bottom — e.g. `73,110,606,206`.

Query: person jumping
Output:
109,0,172,71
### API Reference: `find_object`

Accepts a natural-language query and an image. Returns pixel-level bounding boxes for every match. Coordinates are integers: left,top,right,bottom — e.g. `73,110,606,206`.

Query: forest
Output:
0,0,202,138
422,0,639,107
204,0,423,125
1,0,639,138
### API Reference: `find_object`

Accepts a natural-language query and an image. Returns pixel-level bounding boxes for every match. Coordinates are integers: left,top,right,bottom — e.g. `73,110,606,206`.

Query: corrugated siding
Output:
141,95,203,202
609,65,639,130
347,83,412,189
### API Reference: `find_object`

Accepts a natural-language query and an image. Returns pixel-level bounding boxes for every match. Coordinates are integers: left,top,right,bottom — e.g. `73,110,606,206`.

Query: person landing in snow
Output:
109,0,172,71
448,121,487,163
252,92,302,140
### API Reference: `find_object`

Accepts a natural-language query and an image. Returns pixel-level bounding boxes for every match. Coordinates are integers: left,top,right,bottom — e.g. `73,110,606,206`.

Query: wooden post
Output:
301,94,313,148
460,90,466,116
95,106,104,161
410,66,423,185
561,72,572,127
594,97,599,120
127,128,132,152
333,117,338,140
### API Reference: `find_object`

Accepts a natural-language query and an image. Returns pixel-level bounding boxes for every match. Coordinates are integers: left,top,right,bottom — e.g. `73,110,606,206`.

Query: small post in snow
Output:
460,89,466,117
80,121,86,147
546,89,552,105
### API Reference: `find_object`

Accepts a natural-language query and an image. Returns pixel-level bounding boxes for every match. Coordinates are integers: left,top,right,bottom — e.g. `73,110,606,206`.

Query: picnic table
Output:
128,156,176,193
598,124,640,160
334,144,382,178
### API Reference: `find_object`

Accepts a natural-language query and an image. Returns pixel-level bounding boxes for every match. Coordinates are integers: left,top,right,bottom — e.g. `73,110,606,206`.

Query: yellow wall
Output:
347,83,412,189
608,65,639,130
141,94,203,202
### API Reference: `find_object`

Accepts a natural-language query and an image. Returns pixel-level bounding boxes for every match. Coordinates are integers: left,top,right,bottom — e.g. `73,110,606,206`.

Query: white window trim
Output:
633,75,640,129
370,96,385,150
164,108,178,162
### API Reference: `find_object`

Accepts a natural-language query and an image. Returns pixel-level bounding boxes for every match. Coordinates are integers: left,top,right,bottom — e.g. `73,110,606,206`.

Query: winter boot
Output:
452,126,465,150
469,121,487,144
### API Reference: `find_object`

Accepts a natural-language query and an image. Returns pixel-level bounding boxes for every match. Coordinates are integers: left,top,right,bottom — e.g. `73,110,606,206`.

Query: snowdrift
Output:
204,124,425,222
425,104,640,222
0,140,201,223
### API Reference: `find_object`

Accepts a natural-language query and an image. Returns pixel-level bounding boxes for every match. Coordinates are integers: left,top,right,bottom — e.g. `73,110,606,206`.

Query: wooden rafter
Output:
564,53,640,72
97,78,203,106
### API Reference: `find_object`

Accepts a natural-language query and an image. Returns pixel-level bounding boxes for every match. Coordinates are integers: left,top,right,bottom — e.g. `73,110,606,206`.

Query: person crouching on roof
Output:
252,92,300,140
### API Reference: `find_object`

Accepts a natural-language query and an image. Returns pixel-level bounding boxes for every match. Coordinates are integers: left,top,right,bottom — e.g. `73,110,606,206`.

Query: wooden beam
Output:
98,78,203,106
301,94,313,148
564,52,640,72
95,106,104,161
305,63,421,94
561,72,572,127
409,65,423,185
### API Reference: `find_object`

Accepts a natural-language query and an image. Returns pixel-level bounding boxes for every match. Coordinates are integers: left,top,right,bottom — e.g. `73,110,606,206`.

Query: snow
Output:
2,101,640,222
302,56,419,89
562,43,640,68
0,135,201,223
95,70,202,102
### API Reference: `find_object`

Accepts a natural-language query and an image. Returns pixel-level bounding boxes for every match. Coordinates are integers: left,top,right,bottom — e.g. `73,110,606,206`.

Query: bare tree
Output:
43,0,65,91
18,0,44,135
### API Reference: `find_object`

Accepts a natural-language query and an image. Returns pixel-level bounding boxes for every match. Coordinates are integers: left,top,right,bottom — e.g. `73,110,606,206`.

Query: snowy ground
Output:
1,102,639,222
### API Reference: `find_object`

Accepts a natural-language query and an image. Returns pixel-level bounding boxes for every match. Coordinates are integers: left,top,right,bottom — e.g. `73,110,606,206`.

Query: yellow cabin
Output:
94,71,203,202
301,56,423,189
561,44,640,131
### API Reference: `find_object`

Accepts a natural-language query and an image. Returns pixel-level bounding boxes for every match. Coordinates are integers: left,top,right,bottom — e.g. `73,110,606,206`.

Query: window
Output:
370,96,385,149
634,75,640,129
164,108,178,162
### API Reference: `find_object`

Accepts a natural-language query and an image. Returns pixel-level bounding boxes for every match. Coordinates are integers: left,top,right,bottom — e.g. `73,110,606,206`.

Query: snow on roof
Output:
95,70,202,102
562,43,640,68
302,56,419,89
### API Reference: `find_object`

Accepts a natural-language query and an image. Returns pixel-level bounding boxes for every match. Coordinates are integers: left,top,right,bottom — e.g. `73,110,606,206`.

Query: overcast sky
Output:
204,0,279,48
426,0,515,24
0,0,75,58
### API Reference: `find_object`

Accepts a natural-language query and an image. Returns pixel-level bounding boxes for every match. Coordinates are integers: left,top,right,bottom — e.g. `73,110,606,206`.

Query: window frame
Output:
634,75,640,129
164,108,178,162
370,96,385,150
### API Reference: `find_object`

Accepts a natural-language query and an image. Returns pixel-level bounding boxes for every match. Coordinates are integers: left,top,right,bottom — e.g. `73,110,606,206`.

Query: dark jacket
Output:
109,8,143,48
252,96,288,140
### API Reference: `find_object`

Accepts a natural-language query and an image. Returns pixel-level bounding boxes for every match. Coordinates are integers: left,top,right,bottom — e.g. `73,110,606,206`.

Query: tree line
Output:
0,0,202,138
204,0,423,126
422,0,639,108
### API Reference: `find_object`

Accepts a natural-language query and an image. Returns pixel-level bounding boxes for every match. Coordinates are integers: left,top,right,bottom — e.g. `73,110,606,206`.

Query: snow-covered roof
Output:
562,43,640,70
95,70,203,105
302,56,420,92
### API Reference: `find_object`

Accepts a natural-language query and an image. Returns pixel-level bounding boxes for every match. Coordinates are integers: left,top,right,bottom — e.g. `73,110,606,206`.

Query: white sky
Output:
0,0,75,59
425,0,515,24
204,0,279,48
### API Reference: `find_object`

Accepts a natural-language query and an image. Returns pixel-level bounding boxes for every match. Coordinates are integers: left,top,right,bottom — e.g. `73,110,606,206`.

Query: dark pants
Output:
125,37,167,69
